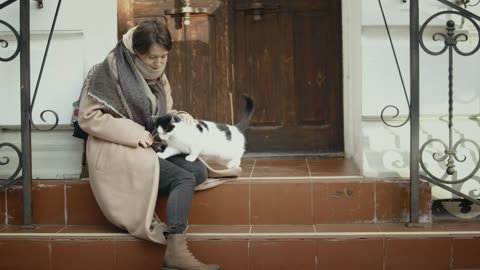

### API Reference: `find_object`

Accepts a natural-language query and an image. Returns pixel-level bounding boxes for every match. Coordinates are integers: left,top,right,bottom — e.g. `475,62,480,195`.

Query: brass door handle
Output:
235,1,280,21
164,0,210,26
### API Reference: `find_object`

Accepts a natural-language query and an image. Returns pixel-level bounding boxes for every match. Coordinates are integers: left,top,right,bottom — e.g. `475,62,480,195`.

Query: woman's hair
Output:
132,20,173,54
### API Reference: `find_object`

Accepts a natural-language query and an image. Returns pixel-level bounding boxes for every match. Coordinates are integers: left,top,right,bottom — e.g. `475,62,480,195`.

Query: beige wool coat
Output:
78,69,241,245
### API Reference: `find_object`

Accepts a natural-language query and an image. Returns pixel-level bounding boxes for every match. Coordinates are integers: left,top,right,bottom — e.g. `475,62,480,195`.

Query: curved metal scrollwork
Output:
420,138,480,184
30,0,62,131
1,8,23,189
378,0,411,128
30,110,59,131
0,19,21,62
419,11,480,56
1,0,62,194
1,1,61,130
381,106,411,128
418,11,480,188
0,143,22,189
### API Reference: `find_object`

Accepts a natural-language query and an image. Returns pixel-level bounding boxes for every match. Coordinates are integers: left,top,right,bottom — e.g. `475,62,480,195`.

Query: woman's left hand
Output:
139,131,154,148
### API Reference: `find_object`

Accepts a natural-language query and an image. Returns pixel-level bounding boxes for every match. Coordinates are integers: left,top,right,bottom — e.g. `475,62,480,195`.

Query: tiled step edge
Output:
1,231,480,239
187,230,480,240
1,224,480,239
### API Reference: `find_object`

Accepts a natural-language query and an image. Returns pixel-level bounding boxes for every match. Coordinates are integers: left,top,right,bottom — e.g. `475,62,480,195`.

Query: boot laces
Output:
184,239,203,265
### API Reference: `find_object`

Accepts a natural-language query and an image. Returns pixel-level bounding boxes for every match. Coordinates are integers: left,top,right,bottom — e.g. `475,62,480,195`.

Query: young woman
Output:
78,20,240,270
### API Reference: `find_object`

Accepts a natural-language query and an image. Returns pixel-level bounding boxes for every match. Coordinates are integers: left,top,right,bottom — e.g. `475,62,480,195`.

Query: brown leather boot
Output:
162,233,220,270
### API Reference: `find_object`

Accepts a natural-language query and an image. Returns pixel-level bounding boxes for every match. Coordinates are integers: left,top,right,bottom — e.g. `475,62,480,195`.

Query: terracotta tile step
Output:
0,223,479,270
1,178,432,226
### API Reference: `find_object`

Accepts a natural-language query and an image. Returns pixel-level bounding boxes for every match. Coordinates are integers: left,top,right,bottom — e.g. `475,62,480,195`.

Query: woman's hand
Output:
139,131,154,148
178,113,195,126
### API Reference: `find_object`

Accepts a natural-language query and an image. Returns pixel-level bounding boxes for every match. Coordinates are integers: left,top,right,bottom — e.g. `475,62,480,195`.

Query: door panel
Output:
233,0,343,153
246,13,282,126
168,16,217,120
295,13,332,125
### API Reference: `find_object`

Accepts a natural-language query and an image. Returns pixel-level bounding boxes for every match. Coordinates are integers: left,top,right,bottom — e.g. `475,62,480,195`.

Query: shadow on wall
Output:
362,149,407,178
363,119,480,201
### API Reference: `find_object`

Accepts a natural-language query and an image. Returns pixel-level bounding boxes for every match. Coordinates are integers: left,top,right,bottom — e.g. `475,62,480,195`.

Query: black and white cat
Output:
153,95,254,168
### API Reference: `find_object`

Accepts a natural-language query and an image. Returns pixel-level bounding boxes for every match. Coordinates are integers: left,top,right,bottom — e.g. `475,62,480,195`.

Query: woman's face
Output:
137,43,168,70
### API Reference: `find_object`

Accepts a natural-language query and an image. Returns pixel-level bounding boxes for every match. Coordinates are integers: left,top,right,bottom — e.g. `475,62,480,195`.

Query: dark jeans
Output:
158,154,208,235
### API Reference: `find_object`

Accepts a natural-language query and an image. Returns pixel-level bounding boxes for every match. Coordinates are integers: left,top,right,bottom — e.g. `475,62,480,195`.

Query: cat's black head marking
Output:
154,114,181,133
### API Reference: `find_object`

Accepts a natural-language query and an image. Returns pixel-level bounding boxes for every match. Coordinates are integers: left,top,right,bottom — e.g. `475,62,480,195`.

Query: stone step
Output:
0,223,479,270
1,177,431,226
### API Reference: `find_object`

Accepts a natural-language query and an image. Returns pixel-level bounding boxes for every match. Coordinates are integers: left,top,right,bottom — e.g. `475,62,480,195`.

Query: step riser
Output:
0,236,478,270
1,180,431,226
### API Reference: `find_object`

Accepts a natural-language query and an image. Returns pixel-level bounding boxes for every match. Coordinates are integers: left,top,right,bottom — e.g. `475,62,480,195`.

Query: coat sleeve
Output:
78,92,146,148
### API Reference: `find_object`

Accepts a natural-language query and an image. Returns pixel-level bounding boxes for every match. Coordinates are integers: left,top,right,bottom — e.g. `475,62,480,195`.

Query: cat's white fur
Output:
157,120,246,169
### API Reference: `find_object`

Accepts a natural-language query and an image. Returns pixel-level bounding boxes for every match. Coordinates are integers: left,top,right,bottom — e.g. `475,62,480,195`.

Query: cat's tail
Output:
235,95,254,132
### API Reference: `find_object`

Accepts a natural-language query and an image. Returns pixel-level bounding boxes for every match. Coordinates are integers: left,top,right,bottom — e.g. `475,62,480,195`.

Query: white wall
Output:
0,0,116,179
359,0,480,199
0,0,117,125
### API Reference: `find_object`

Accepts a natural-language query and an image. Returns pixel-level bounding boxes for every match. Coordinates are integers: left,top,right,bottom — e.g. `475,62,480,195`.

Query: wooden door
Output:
233,0,344,153
118,0,232,122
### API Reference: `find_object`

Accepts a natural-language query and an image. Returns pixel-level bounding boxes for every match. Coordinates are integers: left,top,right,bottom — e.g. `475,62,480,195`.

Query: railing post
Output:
409,0,420,224
19,0,33,227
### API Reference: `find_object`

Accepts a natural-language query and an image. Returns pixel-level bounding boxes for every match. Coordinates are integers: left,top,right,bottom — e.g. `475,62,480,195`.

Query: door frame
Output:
341,0,363,168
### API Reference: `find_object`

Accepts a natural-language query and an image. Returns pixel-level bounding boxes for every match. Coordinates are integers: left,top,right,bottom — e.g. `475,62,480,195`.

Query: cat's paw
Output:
185,154,197,162
226,159,241,169
157,152,169,159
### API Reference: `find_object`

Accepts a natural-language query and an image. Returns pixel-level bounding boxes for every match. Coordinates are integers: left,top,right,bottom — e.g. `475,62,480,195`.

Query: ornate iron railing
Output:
380,0,480,224
0,0,61,226
418,6,480,208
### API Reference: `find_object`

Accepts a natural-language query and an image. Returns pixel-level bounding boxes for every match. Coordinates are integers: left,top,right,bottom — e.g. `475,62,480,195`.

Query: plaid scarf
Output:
86,28,168,131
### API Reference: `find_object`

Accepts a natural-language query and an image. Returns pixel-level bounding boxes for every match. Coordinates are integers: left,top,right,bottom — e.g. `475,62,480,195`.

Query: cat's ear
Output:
169,115,178,125
154,115,168,124
153,114,171,128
